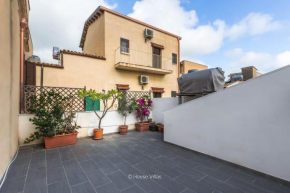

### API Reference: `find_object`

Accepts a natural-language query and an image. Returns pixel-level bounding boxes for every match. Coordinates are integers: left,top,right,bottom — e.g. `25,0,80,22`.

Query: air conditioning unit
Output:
53,47,60,60
144,28,153,39
139,75,149,84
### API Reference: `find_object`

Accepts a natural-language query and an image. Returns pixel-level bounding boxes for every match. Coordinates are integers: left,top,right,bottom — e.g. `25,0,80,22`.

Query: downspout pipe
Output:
177,37,181,93
20,18,28,113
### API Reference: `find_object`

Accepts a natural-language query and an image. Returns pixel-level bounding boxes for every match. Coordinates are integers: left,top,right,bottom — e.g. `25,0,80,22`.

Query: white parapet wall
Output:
152,97,179,124
164,65,290,181
18,111,138,145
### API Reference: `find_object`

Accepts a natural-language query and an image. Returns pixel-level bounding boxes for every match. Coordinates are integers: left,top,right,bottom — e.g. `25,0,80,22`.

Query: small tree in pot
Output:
78,89,122,139
117,95,134,135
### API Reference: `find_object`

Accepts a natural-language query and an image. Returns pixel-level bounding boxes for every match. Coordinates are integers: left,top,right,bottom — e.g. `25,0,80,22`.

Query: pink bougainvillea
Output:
134,95,152,122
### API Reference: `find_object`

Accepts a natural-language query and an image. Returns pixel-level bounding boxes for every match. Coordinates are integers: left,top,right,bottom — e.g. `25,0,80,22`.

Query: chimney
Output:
241,66,258,81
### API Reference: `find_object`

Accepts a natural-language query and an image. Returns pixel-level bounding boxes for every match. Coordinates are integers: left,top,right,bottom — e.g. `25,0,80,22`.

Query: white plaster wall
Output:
164,65,290,181
152,97,179,124
18,111,138,144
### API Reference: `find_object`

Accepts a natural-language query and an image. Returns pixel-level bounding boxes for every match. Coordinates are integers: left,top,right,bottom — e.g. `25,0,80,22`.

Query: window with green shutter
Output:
85,97,100,111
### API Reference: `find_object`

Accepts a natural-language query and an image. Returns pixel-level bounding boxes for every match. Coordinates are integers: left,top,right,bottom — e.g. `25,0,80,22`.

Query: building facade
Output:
31,6,181,102
0,0,33,178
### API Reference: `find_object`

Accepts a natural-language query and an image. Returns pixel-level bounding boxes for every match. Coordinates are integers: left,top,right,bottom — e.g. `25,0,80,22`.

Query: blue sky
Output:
30,0,290,77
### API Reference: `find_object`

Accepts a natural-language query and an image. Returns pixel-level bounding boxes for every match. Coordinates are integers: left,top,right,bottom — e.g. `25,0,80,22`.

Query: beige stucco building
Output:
0,0,33,178
180,60,208,74
30,6,182,102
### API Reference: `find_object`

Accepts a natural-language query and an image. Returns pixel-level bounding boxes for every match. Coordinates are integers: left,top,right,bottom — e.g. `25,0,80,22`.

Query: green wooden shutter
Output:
85,97,100,111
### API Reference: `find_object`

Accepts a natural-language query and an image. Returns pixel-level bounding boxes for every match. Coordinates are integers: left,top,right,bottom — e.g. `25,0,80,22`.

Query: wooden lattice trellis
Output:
23,85,85,113
120,90,151,102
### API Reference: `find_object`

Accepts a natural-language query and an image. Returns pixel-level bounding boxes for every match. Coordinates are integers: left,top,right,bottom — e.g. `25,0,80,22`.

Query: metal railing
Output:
115,47,172,71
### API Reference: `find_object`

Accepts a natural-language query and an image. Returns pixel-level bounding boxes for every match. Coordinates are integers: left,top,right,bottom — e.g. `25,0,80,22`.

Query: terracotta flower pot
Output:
119,125,128,135
44,132,78,149
93,128,103,140
157,125,164,133
135,122,155,132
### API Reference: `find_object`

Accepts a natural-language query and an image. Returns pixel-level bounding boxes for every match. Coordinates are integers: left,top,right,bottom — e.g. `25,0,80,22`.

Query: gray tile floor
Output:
0,131,289,193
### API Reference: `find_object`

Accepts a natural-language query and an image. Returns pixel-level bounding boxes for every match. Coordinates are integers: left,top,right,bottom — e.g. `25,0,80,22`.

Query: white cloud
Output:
128,0,281,60
226,13,281,40
276,51,290,68
29,0,117,63
225,48,290,74
128,0,225,59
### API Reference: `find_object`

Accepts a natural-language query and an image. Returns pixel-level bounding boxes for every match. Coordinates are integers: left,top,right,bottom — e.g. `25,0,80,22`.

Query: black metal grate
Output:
23,85,85,114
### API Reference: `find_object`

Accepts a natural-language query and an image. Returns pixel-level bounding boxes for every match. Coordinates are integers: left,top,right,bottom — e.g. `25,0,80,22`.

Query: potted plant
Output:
133,95,154,132
117,95,134,135
157,123,164,133
78,89,122,139
24,91,80,149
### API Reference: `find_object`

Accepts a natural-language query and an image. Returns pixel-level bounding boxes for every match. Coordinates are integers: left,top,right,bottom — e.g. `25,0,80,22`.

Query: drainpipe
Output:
20,18,28,113
177,38,181,93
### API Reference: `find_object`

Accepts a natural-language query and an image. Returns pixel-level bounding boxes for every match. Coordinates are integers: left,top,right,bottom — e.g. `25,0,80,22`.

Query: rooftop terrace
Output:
1,131,289,193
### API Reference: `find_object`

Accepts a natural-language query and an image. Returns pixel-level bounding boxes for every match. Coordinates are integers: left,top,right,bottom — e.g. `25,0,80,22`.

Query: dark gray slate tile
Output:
75,154,91,162
107,171,135,191
175,175,213,193
48,180,71,193
0,176,25,193
86,169,111,188
217,166,256,184
12,155,31,167
79,160,99,173
84,147,99,156
29,157,46,169
227,177,272,193
134,163,161,175
6,164,28,180
95,183,120,193
152,174,186,193
138,155,161,166
200,176,244,193
172,157,199,169
31,151,45,160
121,185,145,193
97,147,114,156
63,159,81,172
66,168,88,186
71,181,96,193
90,153,108,164
60,151,75,161
132,177,166,193
46,151,60,160
24,167,47,193
47,157,63,169
98,161,119,174
142,150,161,159
174,165,205,181
118,153,143,165
155,156,179,167
154,164,181,179
26,166,46,182
47,166,66,184
254,179,290,193
115,162,143,176
180,189,197,193
194,165,231,182
105,154,124,164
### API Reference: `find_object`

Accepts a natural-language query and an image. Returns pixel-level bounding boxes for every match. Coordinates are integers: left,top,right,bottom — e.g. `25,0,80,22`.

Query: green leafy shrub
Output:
24,91,79,144
117,95,135,126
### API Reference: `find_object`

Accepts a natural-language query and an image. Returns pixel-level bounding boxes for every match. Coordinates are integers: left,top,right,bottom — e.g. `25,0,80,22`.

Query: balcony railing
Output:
115,47,172,74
